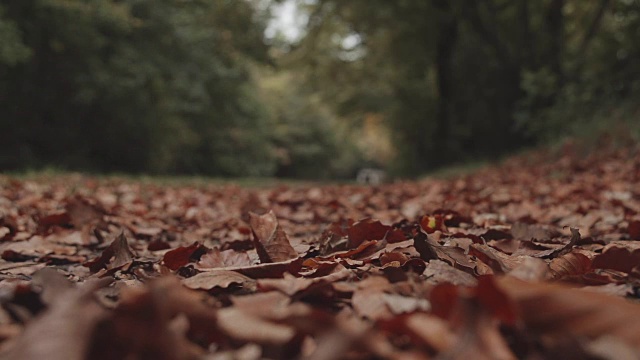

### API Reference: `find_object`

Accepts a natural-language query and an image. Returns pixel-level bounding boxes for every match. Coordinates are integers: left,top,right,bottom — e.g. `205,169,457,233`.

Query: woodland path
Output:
1,145,640,359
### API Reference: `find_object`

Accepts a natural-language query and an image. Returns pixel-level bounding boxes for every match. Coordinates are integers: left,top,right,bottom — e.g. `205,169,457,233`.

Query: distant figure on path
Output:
356,168,387,185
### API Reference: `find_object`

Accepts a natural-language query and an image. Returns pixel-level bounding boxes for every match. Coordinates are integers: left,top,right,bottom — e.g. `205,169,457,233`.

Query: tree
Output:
0,5,30,66
0,0,275,176
290,0,640,175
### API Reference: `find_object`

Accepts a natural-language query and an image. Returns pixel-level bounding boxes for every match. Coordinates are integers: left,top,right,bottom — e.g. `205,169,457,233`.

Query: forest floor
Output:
1,140,640,359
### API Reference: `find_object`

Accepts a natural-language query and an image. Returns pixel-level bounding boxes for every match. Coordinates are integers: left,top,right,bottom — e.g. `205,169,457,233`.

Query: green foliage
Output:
0,0,276,176
291,0,640,176
256,69,362,178
0,5,31,65
515,0,640,142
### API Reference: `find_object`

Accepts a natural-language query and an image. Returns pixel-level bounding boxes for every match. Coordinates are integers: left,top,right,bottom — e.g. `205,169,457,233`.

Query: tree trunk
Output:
432,0,458,164
545,0,565,85
519,0,535,69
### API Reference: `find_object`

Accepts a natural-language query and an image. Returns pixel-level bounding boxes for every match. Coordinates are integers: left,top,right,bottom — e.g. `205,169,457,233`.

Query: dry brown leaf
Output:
403,313,456,352
197,257,303,279
249,210,298,263
511,222,559,241
92,277,217,359
4,141,640,358
469,243,524,274
162,242,208,271
65,197,104,229
182,270,256,291
423,259,478,286
351,276,393,320
196,248,253,269
548,251,592,280
216,308,296,345
628,220,640,240
381,294,430,314
592,243,640,274
507,257,548,281
258,266,350,296
84,232,135,273
498,276,640,349
1,278,111,360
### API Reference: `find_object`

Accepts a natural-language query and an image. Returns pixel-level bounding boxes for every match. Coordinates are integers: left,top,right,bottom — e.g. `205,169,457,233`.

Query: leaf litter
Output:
1,146,640,358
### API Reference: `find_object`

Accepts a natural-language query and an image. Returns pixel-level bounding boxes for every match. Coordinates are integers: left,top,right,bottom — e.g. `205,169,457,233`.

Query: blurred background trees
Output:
291,0,640,174
1,0,639,178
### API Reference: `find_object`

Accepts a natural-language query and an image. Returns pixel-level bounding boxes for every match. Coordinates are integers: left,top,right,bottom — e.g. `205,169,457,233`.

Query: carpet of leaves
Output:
1,145,640,359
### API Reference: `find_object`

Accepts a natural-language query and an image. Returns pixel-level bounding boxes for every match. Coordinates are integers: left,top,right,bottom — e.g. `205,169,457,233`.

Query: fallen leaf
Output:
258,266,351,296
414,233,475,274
423,260,478,286
474,275,517,326
203,257,304,279
381,294,430,314
581,283,634,297
2,278,111,360
592,243,640,274
37,212,71,232
92,277,218,359
420,215,447,234
216,308,296,345
84,232,135,273
401,313,456,352
510,222,559,241
507,257,548,282
347,219,390,247
196,248,253,269
628,220,640,240
498,276,640,349
65,197,105,229
249,211,298,263
182,270,256,291
162,242,208,271
351,276,393,320
548,252,592,280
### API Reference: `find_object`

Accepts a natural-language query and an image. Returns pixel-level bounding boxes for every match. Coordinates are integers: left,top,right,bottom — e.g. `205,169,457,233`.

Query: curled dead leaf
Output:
249,210,298,263
84,232,135,273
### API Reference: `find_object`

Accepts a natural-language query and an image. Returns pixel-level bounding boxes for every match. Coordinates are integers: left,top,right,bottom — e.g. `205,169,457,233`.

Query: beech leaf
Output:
498,276,640,348
249,210,298,263
84,232,134,273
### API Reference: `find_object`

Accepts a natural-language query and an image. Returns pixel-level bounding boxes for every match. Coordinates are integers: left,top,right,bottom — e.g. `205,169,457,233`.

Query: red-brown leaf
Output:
498,276,640,349
592,243,640,274
84,232,135,273
249,210,298,263
65,196,104,229
2,278,111,360
162,242,208,271
628,220,640,240
548,252,592,280
347,218,391,247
